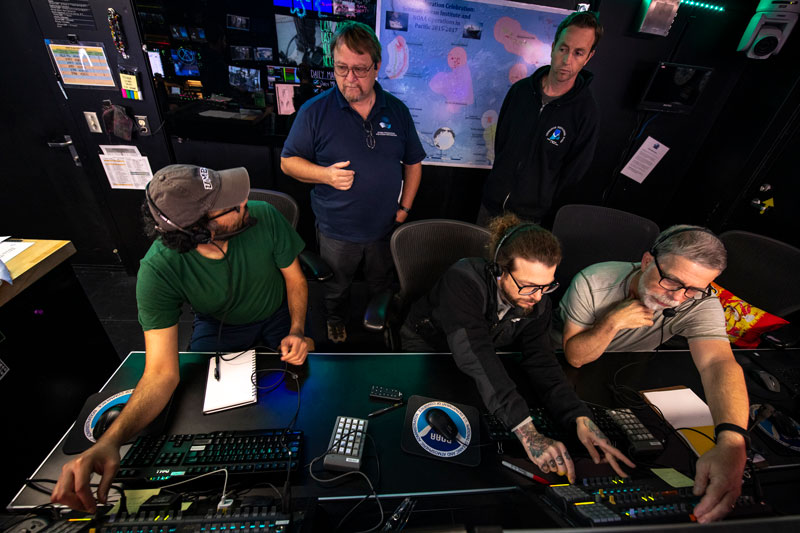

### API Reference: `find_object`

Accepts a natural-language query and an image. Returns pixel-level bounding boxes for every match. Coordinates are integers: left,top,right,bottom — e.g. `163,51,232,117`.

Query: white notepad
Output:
203,349,257,414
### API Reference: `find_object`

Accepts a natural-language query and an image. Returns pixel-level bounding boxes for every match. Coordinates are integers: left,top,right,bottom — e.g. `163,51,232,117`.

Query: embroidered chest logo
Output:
376,115,398,137
545,126,567,146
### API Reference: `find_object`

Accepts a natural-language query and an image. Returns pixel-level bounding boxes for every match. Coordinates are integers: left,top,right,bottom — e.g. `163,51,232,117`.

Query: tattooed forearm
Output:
583,418,609,441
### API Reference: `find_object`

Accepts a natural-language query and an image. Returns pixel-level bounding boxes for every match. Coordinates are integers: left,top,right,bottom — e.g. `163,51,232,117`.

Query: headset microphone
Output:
212,217,258,241
663,308,677,318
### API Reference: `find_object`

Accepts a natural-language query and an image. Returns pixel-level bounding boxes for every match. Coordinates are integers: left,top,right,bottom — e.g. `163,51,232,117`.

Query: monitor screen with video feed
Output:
266,65,299,89
170,48,200,76
230,45,252,61
229,66,261,93
638,62,713,114
275,83,298,115
170,25,189,40
147,49,164,76
190,27,206,42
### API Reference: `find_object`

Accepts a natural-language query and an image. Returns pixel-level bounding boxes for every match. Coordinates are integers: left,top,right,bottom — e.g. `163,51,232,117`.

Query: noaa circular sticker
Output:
545,126,566,146
83,389,133,443
412,401,471,457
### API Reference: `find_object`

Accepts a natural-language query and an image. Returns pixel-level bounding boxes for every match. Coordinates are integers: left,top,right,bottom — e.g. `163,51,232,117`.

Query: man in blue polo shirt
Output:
281,21,425,343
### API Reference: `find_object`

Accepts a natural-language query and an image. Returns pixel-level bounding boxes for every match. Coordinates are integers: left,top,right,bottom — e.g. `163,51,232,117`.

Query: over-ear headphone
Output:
145,182,212,245
649,226,717,258
487,223,540,278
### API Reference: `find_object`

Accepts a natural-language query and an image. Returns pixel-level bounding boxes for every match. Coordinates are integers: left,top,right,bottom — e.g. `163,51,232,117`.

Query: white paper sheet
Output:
621,136,670,183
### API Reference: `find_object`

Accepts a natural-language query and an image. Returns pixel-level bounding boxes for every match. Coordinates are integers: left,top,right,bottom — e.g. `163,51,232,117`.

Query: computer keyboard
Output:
115,429,303,487
484,405,664,457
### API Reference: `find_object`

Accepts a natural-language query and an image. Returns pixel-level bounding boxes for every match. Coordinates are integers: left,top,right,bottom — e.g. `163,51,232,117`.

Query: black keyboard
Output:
484,405,664,457
116,429,303,487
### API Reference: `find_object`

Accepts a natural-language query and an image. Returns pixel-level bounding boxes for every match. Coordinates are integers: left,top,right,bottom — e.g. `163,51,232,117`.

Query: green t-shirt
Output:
136,201,304,331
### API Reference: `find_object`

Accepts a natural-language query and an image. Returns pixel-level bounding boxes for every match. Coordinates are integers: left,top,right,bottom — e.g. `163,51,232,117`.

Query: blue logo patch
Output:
379,116,392,129
412,401,471,457
545,126,567,146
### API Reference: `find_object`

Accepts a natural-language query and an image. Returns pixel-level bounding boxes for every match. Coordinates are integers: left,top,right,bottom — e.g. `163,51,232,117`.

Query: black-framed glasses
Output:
652,255,712,300
363,120,376,150
506,269,559,296
208,204,243,221
334,63,375,78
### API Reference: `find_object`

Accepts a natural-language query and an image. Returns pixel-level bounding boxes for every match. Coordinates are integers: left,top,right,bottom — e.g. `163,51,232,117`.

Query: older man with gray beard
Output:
554,225,748,524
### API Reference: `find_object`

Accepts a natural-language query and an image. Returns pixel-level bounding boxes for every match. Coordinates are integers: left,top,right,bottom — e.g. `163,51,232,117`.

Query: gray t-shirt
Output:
556,261,728,351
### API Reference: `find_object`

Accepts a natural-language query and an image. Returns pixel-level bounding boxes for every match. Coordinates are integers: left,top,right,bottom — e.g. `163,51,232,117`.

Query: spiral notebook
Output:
203,350,257,414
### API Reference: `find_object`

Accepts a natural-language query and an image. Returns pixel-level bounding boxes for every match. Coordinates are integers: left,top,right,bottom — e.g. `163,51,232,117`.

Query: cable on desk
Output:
308,431,384,533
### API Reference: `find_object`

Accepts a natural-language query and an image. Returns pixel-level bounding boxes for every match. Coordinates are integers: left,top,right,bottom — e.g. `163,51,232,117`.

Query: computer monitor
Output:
638,62,713,114
275,83,298,115
228,65,262,93
230,46,252,61
266,65,299,89
147,49,164,77
189,27,206,42
170,25,189,40
170,48,200,77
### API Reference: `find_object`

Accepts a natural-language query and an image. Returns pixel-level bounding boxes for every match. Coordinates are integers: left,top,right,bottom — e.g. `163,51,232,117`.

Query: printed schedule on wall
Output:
377,0,569,168
46,40,116,88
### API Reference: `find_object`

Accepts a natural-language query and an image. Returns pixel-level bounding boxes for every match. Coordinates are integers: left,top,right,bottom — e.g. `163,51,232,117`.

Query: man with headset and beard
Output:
51,164,310,512
556,225,748,523
401,213,635,484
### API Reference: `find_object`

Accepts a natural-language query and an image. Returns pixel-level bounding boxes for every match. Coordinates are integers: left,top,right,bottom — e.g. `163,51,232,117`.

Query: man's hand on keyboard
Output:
51,440,121,513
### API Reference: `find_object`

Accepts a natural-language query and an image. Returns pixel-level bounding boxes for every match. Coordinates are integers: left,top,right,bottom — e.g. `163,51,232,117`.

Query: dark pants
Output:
318,232,393,324
190,298,294,352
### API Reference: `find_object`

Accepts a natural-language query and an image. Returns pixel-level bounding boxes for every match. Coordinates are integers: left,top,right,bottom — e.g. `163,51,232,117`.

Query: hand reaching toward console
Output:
575,416,636,478
692,433,747,523
51,439,121,513
514,419,576,483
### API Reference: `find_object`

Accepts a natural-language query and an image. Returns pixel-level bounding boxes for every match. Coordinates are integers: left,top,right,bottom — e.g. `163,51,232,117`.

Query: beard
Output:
638,275,681,312
209,210,249,241
499,283,538,316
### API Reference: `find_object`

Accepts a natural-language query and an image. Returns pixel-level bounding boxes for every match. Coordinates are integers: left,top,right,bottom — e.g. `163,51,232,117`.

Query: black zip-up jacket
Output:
403,257,592,430
482,66,599,221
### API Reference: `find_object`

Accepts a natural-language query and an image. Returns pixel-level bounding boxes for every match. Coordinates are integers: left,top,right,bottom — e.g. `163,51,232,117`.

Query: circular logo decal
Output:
83,389,133,442
545,126,567,146
412,401,471,457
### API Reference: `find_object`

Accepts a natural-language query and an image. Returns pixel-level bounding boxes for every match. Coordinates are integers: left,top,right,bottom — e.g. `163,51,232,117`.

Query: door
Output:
1,0,173,272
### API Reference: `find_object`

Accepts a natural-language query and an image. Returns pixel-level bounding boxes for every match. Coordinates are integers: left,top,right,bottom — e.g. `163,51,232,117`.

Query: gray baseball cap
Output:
147,164,250,230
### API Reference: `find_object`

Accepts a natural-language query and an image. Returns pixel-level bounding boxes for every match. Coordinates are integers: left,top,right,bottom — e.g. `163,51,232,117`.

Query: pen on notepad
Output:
368,402,403,418
501,460,551,485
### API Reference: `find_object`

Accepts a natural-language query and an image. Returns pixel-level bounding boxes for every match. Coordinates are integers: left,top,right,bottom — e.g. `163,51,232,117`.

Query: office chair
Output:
363,219,491,350
551,204,661,303
717,230,800,318
249,188,332,281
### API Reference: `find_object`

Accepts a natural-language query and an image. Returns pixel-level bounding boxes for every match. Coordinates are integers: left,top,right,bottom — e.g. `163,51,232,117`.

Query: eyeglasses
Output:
506,269,559,296
334,63,375,78
652,255,712,300
363,120,376,150
208,204,243,221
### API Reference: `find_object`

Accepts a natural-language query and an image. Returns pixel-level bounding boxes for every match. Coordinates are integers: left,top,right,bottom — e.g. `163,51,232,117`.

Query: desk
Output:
9,349,800,530
0,239,119,507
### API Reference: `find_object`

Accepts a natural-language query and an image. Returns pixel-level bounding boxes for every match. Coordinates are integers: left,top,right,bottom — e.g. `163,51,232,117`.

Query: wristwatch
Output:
398,204,411,213
714,423,750,448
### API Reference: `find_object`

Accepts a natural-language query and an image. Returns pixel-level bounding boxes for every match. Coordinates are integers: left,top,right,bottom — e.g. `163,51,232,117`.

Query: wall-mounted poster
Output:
377,0,569,168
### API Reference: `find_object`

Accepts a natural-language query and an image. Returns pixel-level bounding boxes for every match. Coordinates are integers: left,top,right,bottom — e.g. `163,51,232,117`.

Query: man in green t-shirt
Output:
52,164,309,512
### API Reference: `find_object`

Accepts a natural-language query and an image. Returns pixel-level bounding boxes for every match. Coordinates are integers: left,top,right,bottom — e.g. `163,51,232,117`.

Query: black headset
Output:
487,223,541,278
145,182,213,245
647,226,718,318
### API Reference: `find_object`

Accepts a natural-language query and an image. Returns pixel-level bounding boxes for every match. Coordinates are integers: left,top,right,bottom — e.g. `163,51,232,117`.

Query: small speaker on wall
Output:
738,0,799,59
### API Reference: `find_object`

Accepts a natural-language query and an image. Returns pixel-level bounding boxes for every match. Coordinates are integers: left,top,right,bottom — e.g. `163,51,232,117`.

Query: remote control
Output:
323,416,368,472
370,385,403,403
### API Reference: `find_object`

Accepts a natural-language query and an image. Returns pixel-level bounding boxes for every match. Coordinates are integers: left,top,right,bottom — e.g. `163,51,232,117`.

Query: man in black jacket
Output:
478,11,603,225
401,214,633,482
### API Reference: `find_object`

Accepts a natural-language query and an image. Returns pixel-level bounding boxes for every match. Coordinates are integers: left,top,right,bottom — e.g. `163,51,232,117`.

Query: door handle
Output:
46,135,82,167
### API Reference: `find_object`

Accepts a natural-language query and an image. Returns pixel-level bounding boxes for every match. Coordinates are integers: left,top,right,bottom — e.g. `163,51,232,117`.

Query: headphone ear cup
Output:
192,227,212,244
488,262,502,278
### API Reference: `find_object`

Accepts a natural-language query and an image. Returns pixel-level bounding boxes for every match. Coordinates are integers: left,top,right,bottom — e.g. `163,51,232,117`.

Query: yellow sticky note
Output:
108,488,161,514
181,502,192,511
120,73,139,92
651,468,694,488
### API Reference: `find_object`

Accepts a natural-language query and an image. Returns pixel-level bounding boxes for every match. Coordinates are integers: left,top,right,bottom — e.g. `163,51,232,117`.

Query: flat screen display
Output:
147,50,164,76
170,48,200,77
229,65,262,92
638,62,713,114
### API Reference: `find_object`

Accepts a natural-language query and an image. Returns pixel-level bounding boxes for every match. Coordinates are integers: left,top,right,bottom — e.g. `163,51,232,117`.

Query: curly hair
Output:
141,199,210,253
488,213,562,270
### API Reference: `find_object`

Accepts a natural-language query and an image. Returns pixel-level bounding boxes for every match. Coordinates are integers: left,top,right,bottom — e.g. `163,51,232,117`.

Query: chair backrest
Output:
391,219,491,304
716,230,800,318
551,204,661,298
249,188,299,229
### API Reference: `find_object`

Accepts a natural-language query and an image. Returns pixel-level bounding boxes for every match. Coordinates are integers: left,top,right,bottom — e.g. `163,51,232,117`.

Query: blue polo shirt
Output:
282,82,426,243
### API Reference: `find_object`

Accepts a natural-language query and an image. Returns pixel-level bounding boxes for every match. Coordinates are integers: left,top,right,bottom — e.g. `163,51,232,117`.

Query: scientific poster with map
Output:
377,0,570,168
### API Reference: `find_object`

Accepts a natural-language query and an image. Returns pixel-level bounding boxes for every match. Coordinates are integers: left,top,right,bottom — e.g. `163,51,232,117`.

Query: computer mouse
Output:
425,408,459,442
93,404,125,441
749,369,781,393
